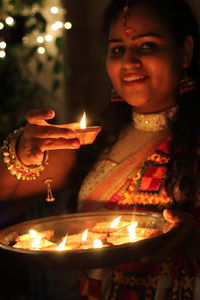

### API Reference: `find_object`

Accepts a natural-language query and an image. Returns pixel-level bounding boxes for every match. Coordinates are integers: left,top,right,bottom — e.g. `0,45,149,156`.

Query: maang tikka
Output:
123,0,133,36
110,0,130,103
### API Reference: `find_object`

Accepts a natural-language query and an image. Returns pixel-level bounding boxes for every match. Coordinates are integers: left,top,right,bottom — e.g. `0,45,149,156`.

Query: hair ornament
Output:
122,0,130,28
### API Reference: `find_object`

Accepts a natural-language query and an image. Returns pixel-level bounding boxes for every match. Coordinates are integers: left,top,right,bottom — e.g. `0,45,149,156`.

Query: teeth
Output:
123,76,145,82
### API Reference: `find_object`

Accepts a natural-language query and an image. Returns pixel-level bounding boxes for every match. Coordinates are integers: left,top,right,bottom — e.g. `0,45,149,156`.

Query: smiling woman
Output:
106,3,192,113
0,0,200,299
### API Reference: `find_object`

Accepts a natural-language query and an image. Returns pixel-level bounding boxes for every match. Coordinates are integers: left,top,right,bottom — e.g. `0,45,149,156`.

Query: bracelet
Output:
1,127,49,180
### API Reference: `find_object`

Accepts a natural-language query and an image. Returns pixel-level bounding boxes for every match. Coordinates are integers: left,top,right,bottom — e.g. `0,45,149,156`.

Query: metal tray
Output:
0,210,171,270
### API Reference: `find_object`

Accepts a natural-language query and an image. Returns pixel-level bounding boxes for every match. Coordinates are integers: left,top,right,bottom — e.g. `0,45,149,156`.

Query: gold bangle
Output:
1,127,49,180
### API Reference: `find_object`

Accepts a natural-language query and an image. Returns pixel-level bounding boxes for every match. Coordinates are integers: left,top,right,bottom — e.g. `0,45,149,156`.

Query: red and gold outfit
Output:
78,130,200,300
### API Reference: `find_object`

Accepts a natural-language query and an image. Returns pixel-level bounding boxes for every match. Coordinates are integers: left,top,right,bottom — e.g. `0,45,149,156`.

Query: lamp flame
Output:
110,216,121,228
82,229,88,243
93,239,103,248
32,236,42,249
29,229,37,239
56,236,67,251
127,222,138,242
80,112,86,129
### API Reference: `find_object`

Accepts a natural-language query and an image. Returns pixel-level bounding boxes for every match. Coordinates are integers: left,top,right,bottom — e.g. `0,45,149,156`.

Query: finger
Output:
25,124,77,139
163,209,193,224
27,109,55,125
38,138,81,151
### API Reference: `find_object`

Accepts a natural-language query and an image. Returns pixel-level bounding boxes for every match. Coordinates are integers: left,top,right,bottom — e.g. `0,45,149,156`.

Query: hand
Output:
141,209,195,263
17,109,80,166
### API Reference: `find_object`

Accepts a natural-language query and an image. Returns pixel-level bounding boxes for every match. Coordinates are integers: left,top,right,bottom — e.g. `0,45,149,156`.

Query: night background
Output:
0,0,200,299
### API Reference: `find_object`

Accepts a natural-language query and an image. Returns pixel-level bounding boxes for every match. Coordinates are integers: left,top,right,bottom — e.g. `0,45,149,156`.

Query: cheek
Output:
149,56,181,86
106,57,120,79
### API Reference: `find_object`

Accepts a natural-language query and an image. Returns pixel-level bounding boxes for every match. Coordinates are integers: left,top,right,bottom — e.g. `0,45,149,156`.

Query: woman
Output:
0,0,200,299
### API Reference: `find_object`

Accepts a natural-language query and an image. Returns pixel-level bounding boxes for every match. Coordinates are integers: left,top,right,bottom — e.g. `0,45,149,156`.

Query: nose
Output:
122,50,142,69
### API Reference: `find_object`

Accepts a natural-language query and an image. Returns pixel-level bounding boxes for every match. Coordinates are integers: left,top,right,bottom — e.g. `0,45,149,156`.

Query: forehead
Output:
109,4,171,39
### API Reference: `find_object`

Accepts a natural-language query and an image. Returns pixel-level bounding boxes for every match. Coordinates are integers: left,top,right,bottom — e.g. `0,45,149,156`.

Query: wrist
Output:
1,127,49,180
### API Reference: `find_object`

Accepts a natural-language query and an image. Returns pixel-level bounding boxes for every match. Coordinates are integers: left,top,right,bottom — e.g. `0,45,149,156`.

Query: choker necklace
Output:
132,105,178,132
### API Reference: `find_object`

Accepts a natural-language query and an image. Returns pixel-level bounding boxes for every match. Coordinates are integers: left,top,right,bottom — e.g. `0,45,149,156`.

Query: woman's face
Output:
106,4,187,113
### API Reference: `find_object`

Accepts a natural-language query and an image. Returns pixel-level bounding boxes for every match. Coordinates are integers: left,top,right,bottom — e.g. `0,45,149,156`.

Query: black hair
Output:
67,0,200,212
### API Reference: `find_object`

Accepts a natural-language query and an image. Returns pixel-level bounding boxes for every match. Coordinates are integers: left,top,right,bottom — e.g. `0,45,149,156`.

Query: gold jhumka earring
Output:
178,69,197,95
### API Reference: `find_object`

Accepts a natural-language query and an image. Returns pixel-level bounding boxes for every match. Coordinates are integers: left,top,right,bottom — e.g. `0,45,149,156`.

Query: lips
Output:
122,74,149,85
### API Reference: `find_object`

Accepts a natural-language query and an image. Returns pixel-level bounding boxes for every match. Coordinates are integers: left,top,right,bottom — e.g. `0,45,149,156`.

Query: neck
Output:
132,105,178,132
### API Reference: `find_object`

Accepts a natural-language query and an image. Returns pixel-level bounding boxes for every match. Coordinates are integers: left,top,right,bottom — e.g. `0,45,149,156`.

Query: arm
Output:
0,109,80,201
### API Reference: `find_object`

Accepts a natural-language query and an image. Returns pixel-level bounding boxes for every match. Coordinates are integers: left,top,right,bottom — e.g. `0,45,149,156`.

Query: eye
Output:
140,42,157,51
110,46,125,55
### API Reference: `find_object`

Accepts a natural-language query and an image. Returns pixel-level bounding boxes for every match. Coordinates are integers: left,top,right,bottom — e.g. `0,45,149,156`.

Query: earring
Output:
179,70,197,95
110,88,125,102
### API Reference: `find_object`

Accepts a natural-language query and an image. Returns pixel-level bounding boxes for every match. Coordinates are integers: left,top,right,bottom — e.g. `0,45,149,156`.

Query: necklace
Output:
132,105,178,132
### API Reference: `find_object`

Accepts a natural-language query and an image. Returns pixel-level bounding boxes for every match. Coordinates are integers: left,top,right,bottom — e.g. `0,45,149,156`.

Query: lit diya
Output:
0,211,170,270
11,215,163,251
56,112,102,145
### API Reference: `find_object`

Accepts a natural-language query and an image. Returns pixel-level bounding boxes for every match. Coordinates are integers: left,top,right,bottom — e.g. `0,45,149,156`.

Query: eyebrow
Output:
108,32,164,43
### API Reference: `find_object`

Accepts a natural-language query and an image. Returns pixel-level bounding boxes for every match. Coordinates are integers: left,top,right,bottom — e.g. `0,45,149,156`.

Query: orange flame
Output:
80,112,86,129
93,239,103,248
110,216,121,228
127,222,138,242
56,236,67,251
82,229,88,243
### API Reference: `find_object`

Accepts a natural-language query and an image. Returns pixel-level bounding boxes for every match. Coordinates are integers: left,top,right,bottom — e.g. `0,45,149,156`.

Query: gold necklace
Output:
132,105,178,132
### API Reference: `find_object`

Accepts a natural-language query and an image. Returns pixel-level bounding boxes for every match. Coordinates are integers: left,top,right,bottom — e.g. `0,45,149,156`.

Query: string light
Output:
45,34,53,42
51,21,63,31
22,37,29,45
0,1,73,60
0,50,6,58
37,46,46,54
5,16,15,26
37,36,44,43
0,22,4,30
64,22,72,30
0,41,6,49
50,6,59,14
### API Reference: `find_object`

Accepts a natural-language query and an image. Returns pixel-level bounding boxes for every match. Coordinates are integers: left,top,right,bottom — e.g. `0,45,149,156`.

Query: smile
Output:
122,75,149,85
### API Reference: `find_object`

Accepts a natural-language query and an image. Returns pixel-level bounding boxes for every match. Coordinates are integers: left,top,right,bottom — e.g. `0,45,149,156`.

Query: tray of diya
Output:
0,210,171,270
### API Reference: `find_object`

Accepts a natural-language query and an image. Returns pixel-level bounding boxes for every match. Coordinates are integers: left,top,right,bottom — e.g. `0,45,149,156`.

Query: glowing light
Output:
37,36,44,43
0,50,6,58
45,34,53,42
29,229,37,238
56,237,67,251
5,16,15,26
64,22,72,30
32,236,42,249
0,22,4,30
37,46,45,54
82,229,88,243
127,222,138,242
93,239,103,248
0,41,6,49
80,112,86,129
22,37,28,45
110,216,121,228
50,6,59,14
51,21,63,31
